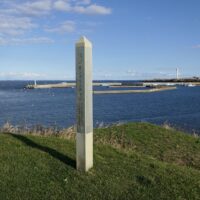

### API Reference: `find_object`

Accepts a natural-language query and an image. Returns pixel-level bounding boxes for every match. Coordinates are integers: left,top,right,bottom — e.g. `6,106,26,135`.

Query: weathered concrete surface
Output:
93,87,177,94
76,36,93,172
76,132,93,171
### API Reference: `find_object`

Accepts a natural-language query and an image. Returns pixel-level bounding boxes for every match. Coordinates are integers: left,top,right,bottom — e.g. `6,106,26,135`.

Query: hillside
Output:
0,123,200,200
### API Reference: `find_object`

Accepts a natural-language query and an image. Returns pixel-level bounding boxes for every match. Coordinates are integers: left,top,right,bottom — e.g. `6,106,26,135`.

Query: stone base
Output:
76,132,93,172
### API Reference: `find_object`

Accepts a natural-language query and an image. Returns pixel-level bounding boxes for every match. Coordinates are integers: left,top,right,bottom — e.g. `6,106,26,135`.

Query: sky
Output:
0,0,200,80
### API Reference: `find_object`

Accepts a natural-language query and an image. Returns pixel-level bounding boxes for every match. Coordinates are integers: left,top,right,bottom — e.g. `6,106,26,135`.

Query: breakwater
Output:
25,82,122,89
94,87,177,94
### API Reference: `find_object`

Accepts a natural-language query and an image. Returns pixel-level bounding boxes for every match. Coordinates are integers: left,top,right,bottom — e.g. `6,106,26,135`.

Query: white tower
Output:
176,68,179,79
76,36,93,172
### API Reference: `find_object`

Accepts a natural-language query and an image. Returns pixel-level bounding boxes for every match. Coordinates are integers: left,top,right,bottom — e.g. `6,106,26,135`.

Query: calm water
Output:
0,81,200,134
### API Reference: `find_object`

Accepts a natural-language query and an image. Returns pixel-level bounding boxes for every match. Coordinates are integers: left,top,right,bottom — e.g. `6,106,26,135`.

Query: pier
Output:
25,82,122,89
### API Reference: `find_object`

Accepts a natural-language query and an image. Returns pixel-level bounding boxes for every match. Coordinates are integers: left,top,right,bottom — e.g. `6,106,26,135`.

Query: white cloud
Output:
11,37,54,44
53,1,111,15
0,0,112,45
53,0,71,11
0,14,37,36
73,4,111,15
94,69,178,80
1,0,112,16
0,37,54,45
12,0,52,16
45,21,76,33
75,0,91,5
0,72,47,79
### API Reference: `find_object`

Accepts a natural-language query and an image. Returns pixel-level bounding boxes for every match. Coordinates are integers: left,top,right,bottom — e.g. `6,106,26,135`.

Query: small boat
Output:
187,83,195,87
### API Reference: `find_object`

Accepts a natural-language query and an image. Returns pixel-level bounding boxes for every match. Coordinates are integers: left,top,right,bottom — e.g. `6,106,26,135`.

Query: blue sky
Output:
0,0,200,80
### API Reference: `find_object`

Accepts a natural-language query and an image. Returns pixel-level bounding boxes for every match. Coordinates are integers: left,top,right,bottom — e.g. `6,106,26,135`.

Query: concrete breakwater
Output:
109,85,146,88
26,82,75,89
25,82,177,94
25,82,122,89
93,87,177,94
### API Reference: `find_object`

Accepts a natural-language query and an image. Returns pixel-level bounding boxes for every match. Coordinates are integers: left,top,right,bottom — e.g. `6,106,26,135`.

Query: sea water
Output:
0,81,199,134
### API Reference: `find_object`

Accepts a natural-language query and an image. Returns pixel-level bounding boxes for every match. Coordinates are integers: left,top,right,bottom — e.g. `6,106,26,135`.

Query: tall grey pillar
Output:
76,36,93,172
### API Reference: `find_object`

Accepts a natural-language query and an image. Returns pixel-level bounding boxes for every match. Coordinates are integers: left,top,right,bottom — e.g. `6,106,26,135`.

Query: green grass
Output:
0,123,200,200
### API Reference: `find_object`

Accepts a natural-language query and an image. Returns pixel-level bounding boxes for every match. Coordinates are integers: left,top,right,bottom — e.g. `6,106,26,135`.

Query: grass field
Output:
0,123,200,200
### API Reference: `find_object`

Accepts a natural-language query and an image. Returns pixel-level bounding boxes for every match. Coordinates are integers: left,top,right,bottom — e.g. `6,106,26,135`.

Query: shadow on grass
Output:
10,134,76,169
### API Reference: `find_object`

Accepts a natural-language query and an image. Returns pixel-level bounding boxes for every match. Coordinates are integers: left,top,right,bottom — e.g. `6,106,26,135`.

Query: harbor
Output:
1,80,199,134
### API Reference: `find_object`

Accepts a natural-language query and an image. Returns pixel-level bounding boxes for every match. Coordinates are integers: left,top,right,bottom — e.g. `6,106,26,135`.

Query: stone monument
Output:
76,36,93,172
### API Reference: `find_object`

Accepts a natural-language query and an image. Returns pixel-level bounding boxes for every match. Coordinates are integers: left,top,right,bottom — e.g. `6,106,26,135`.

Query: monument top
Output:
76,36,92,47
